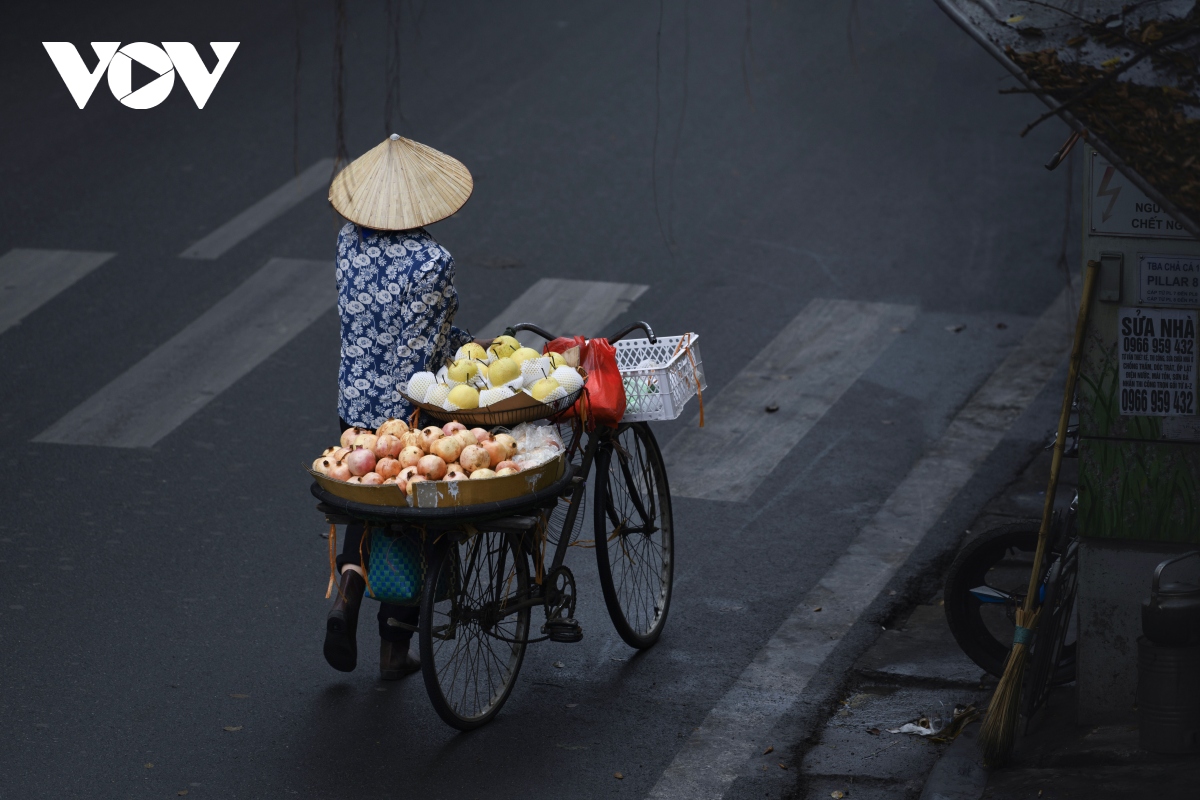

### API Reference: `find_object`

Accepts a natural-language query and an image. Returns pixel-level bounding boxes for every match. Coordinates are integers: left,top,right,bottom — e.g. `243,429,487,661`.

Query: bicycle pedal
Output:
543,617,583,643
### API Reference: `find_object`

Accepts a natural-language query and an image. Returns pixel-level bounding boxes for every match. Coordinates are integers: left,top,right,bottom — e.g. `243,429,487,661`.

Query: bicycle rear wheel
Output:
419,531,530,730
594,423,674,649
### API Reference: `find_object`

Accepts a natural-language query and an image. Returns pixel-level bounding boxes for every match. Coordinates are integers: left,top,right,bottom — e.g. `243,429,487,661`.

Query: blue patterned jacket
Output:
336,223,472,428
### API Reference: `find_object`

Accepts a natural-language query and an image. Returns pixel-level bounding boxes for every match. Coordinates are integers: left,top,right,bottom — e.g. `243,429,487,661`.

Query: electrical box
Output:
1078,151,1200,543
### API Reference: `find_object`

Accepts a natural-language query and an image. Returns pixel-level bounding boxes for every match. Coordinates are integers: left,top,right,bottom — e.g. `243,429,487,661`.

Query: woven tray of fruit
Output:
400,335,587,427
308,417,570,511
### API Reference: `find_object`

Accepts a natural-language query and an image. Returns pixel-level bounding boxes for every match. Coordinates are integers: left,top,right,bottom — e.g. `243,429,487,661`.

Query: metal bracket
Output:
1099,252,1123,303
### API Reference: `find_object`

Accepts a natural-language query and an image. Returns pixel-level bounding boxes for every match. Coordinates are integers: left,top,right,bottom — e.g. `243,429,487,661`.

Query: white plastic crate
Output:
615,333,705,422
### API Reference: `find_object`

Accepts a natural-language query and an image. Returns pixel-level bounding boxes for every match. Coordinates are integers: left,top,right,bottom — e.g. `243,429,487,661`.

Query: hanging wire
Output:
666,0,690,247
384,0,406,135
742,0,755,107
333,0,350,173
847,0,861,73
1057,150,1079,327
651,0,673,263
293,0,303,175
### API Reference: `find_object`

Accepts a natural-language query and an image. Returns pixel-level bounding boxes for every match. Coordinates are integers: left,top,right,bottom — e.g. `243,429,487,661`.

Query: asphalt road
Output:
1,2,1080,798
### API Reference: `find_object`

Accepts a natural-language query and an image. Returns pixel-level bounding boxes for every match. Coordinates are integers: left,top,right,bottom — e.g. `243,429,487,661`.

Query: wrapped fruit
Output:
551,365,584,393
406,371,436,401
519,356,553,385
479,386,513,407
423,383,451,407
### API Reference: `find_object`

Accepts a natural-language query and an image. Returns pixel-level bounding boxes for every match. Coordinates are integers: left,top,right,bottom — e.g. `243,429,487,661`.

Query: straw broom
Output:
978,258,1100,767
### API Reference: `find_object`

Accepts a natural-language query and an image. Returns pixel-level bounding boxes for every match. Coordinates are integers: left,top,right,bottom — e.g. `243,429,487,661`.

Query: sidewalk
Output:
790,439,1200,799
792,444,1062,799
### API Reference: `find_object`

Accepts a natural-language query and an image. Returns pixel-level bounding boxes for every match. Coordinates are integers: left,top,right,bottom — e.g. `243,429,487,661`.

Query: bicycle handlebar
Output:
609,321,656,344
509,322,558,341
509,320,657,345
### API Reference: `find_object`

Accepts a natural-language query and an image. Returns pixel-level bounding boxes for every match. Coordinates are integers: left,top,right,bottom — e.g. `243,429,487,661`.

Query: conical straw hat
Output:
328,134,473,231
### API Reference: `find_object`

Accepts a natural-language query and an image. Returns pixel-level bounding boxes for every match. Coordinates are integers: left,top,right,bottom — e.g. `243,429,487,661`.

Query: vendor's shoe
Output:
380,639,421,680
324,568,365,672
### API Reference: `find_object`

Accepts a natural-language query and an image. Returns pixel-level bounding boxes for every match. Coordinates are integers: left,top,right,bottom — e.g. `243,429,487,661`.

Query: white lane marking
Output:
476,278,649,347
0,249,114,335
647,287,1075,800
179,159,336,260
663,299,918,501
35,258,334,448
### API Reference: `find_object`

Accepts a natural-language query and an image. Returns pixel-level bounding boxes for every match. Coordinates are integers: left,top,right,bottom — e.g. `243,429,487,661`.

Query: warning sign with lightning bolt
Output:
1089,152,1193,240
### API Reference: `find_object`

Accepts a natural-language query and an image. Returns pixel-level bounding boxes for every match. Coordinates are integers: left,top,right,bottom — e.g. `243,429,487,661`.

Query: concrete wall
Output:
1077,540,1200,725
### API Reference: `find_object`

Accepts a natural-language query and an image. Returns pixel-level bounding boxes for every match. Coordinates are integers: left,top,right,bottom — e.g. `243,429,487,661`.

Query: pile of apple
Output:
311,417,523,497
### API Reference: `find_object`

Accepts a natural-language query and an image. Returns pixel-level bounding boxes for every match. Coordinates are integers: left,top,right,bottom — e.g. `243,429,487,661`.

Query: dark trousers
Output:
337,418,419,645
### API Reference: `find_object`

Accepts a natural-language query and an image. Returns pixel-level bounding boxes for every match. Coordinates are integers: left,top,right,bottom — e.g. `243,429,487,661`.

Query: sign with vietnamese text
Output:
1118,307,1197,417
1090,153,1193,240
1139,253,1200,307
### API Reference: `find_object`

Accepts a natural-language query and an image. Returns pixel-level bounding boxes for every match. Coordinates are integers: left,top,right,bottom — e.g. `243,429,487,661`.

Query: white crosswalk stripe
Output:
476,278,649,347
0,248,114,335
179,159,336,260
35,258,334,448
647,287,1077,800
33,273,647,448
663,298,918,501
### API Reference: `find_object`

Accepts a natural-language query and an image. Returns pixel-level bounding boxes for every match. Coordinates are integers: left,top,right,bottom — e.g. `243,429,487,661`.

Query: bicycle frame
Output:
437,321,661,632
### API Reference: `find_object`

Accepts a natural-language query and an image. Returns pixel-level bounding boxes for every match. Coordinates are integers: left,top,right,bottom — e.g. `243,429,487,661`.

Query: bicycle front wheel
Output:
594,423,674,649
419,531,530,730
943,522,1076,684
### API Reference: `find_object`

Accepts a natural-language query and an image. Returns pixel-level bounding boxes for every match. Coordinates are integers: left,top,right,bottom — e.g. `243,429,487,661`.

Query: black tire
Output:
943,522,1076,684
419,531,530,730
594,423,674,649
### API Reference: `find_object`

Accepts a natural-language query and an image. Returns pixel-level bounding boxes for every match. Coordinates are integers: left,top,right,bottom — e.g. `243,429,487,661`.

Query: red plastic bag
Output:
580,338,627,428
544,336,626,428
543,335,588,364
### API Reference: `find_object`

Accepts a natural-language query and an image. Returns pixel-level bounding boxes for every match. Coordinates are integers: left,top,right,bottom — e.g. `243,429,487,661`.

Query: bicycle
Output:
943,419,1080,694
311,320,697,730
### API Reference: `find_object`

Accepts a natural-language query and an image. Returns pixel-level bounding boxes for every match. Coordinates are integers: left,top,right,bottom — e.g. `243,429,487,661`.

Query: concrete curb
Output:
919,722,988,800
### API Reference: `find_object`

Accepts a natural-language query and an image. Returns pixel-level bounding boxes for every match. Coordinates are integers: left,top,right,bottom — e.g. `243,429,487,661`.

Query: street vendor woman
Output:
322,134,475,679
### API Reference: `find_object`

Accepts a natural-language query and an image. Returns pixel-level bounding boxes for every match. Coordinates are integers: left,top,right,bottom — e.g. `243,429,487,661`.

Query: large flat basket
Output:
616,333,704,422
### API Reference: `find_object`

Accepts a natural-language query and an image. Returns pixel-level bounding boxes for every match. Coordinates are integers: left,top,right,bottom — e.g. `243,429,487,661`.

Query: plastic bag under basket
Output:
366,531,451,606
614,333,705,422
366,532,424,605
